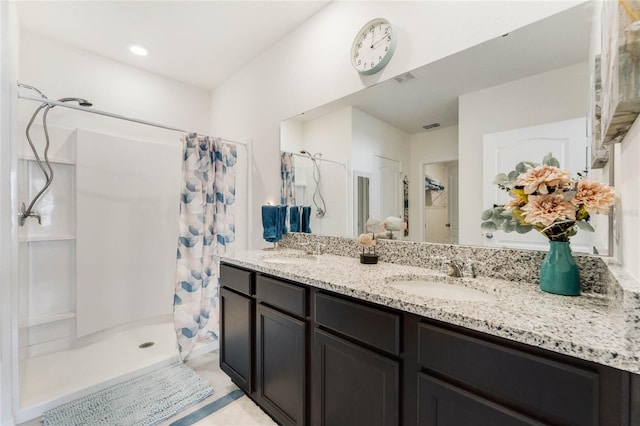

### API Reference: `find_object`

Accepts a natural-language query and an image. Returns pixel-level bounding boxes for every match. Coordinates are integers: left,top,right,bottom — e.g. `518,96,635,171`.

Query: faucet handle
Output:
463,259,478,278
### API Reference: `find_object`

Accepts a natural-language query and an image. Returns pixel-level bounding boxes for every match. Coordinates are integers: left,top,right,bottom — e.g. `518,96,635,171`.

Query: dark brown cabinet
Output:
219,262,636,426
219,287,253,393
313,328,399,426
256,303,306,426
417,373,544,426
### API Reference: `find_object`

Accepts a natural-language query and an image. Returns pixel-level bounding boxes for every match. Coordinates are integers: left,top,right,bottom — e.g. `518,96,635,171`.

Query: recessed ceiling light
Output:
129,45,148,56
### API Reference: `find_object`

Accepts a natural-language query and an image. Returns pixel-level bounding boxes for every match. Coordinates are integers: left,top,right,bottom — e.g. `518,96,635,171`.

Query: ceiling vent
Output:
422,123,441,130
393,72,415,83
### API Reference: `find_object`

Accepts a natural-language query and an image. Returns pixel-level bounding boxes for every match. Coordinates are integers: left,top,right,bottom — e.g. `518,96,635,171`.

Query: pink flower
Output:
516,165,572,194
356,233,376,247
520,194,577,227
573,178,616,215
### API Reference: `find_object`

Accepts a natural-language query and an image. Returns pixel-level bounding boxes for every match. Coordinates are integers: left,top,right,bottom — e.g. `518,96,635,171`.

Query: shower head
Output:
300,150,322,158
57,97,93,107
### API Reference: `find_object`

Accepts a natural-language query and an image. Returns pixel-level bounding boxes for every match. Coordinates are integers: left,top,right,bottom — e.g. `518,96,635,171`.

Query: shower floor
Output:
18,321,192,423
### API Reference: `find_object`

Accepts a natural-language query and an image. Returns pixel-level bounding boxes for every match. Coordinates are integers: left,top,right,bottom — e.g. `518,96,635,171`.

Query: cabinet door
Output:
256,304,306,426
418,373,544,426
313,329,399,426
220,287,253,394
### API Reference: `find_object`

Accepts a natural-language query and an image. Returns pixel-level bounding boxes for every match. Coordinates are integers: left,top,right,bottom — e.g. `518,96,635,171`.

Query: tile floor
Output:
161,351,276,425
20,350,276,426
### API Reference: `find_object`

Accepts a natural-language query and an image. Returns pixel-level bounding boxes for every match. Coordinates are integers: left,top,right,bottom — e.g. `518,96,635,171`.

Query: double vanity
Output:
219,235,640,425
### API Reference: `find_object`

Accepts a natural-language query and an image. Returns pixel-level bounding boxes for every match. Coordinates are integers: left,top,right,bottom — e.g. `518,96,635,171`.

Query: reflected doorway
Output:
353,171,371,235
424,161,459,244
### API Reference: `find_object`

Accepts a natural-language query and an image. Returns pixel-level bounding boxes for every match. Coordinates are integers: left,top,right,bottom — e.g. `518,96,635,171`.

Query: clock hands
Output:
372,34,390,48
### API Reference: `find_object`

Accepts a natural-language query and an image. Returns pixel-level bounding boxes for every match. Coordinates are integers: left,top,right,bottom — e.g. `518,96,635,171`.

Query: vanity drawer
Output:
418,323,598,426
315,292,400,355
220,263,254,296
256,275,307,317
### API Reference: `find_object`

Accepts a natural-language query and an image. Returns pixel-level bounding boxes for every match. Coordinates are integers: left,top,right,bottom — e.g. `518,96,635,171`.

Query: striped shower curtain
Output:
280,152,296,205
174,133,237,359
280,152,296,231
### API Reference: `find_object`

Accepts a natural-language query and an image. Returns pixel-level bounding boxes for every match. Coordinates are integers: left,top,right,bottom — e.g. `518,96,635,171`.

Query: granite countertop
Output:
220,249,640,374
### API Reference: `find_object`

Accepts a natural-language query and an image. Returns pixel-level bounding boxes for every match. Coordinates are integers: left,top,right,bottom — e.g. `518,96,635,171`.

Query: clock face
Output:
351,18,396,75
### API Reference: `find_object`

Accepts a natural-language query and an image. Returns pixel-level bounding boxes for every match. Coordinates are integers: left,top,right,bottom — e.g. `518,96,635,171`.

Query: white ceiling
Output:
16,0,330,90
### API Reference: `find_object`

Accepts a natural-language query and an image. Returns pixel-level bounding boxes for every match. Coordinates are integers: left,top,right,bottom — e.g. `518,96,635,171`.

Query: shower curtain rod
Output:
17,93,247,147
285,151,346,166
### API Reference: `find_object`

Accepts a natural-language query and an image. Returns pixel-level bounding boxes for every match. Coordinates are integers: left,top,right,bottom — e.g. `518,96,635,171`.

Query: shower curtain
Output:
280,152,296,230
280,152,296,205
174,133,237,359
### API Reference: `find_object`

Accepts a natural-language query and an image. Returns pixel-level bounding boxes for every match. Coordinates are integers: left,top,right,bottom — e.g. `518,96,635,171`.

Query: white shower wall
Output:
75,129,180,337
17,32,212,355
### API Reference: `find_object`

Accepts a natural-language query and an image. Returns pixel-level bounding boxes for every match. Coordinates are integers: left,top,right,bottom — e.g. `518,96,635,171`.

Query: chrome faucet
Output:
19,202,41,226
446,261,464,278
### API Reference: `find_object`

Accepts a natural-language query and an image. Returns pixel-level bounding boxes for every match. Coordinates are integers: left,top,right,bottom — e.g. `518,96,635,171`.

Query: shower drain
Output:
139,341,155,349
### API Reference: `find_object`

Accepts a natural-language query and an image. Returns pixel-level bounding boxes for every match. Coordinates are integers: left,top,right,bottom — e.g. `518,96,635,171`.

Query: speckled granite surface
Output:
278,233,613,294
221,241,640,374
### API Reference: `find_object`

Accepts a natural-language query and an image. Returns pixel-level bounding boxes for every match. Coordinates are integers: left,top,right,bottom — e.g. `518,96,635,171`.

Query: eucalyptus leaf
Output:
515,223,532,234
503,222,516,233
542,152,560,167
480,209,493,221
515,162,527,174
493,173,508,185
481,221,498,231
507,170,519,183
492,216,505,226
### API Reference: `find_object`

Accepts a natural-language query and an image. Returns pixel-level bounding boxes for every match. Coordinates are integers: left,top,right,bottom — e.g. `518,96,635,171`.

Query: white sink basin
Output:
388,279,497,302
262,253,317,265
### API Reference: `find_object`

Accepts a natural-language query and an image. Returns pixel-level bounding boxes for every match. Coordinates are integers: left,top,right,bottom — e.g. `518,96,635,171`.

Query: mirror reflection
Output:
280,3,610,254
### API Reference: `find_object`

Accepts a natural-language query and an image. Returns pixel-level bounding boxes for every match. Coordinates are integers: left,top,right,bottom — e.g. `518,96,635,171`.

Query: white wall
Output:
19,32,210,140
352,107,409,238
299,107,351,236
615,122,640,281
408,125,458,241
0,1,20,424
16,33,212,353
458,62,589,247
209,0,581,249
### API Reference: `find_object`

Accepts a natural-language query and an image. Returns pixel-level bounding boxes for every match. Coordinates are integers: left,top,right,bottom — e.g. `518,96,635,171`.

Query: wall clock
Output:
350,18,397,75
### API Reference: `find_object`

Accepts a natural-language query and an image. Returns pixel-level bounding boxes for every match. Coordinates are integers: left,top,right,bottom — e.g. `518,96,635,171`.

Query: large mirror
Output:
280,3,611,254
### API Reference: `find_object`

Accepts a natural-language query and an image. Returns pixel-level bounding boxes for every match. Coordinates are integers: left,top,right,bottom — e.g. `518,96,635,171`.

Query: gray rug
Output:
42,362,213,426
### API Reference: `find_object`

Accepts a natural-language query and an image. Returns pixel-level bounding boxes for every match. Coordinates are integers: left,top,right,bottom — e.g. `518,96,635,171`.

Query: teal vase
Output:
539,241,580,296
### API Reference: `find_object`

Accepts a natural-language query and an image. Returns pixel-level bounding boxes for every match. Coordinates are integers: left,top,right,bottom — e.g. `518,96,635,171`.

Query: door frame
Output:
418,157,458,242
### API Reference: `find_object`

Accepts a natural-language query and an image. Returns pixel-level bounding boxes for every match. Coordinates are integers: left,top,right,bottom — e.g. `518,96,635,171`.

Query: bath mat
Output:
42,362,213,426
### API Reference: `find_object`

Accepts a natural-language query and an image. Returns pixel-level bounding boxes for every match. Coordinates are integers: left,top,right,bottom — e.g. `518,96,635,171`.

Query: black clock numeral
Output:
357,42,362,49
385,27,389,34
354,52,359,59
379,56,383,61
357,59,361,65
388,35,391,41
371,62,375,67
385,46,388,51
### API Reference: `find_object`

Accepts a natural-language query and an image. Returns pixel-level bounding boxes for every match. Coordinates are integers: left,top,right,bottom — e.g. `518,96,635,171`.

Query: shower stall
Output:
10,84,249,423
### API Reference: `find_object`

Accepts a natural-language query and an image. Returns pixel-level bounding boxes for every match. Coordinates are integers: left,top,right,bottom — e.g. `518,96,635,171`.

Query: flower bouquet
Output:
480,153,615,295
356,232,378,264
